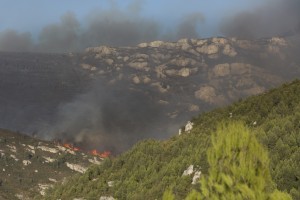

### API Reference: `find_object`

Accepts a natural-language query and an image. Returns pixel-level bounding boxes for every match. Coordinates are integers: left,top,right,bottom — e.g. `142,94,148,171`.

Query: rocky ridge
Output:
0,129,104,199
0,36,299,151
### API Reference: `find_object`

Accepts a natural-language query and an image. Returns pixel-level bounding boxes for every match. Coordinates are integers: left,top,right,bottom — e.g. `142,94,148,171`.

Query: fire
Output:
90,149,111,158
63,143,80,152
57,142,111,158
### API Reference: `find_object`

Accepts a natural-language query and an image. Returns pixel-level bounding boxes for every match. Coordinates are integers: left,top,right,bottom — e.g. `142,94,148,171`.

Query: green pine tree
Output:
186,122,292,200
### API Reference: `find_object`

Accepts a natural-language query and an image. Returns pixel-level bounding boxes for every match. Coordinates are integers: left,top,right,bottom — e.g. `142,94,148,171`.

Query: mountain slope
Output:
1,36,300,152
45,80,300,200
0,129,106,199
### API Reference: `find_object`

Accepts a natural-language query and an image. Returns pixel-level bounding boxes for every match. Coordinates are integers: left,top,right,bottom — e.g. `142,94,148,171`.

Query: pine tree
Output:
186,122,292,200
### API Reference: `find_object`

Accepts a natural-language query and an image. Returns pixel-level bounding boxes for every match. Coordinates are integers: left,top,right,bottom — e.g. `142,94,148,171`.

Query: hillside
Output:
0,129,108,199
45,80,300,200
1,36,300,152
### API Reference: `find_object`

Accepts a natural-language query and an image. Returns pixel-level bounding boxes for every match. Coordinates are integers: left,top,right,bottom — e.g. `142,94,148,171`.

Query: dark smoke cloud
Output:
0,30,33,52
38,12,81,52
80,9,160,47
46,80,171,153
221,0,300,39
0,0,204,53
176,12,205,39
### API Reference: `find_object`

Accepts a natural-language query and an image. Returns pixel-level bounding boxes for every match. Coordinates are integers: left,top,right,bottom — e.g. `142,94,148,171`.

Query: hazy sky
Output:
0,0,264,36
0,0,299,52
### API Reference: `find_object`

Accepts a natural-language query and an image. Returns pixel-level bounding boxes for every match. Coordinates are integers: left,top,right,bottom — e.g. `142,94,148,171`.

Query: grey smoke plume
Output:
47,80,172,153
221,0,300,39
0,30,33,52
38,12,81,52
0,1,204,53
176,12,205,39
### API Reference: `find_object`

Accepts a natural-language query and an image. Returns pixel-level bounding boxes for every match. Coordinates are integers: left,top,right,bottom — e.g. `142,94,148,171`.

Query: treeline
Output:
44,80,300,200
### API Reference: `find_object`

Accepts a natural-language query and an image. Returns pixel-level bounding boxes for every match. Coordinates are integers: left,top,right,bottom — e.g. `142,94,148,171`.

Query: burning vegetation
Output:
58,142,111,158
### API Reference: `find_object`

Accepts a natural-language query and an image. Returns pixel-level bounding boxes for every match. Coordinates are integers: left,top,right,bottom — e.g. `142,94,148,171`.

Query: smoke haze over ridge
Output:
1,0,299,53
0,0,300,153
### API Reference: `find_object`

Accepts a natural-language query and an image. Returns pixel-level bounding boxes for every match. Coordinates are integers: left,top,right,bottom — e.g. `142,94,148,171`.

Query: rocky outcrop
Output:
65,162,87,173
182,165,194,176
192,171,201,185
195,86,217,103
212,63,230,77
99,196,115,200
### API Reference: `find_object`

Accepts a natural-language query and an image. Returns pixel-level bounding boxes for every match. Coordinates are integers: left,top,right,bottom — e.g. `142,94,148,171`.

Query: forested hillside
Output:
45,80,300,200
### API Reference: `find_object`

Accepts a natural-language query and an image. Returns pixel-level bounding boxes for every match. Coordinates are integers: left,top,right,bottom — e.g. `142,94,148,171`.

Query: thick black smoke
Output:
221,0,300,39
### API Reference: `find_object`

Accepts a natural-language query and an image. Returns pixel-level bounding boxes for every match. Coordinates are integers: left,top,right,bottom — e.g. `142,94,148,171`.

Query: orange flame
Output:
90,149,111,158
63,143,80,151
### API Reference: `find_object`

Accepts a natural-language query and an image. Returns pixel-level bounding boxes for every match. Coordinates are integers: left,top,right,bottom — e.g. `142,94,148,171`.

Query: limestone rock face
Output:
99,197,115,200
132,76,141,84
184,121,194,132
178,68,191,77
85,46,115,56
197,44,219,55
189,104,200,112
192,171,201,185
195,86,217,103
148,40,164,48
223,44,237,57
65,162,87,173
212,37,228,45
269,37,287,46
213,63,230,77
230,63,251,75
182,165,194,176
128,62,149,71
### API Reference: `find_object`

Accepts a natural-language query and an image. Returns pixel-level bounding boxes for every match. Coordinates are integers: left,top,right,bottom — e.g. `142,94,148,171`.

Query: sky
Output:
0,0,299,52
0,0,263,35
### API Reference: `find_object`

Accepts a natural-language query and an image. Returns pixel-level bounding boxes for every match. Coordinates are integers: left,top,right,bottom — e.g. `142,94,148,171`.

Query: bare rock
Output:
170,57,197,67
213,63,230,77
99,197,115,200
178,68,191,77
148,40,164,48
128,62,149,71
192,171,202,185
137,43,148,48
230,63,251,75
105,59,114,65
151,53,171,61
85,46,115,56
195,39,207,46
22,160,31,166
269,37,287,46
132,76,141,84
212,37,228,46
133,53,149,60
185,121,194,132
165,69,177,76
151,82,169,93
195,86,217,103
143,76,151,84
196,44,219,55
182,165,194,176
155,65,167,78
65,162,87,173
189,104,200,112
223,44,237,57
243,86,265,96
123,56,129,62
236,40,260,50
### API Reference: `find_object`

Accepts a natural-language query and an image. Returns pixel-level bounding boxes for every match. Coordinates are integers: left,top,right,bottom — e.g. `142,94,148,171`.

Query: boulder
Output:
195,86,217,103
213,63,230,77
